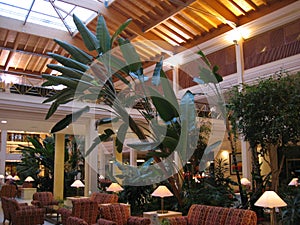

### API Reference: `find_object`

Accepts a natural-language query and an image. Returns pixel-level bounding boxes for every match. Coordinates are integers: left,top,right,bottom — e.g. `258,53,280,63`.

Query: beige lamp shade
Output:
6,175,13,180
288,178,299,186
106,183,123,192
25,176,34,182
151,185,173,198
241,178,251,186
254,191,287,208
71,179,85,188
0,174,4,179
13,175,20,181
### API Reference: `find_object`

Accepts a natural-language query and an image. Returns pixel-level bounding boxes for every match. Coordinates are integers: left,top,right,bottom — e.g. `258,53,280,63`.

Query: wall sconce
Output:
254,191,287,225
151,185,173,214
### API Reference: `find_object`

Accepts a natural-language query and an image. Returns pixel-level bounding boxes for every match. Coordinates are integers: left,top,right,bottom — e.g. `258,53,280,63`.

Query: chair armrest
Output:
96,218,117,225
128,216,151,225
58,207,72,225
15,206,45,218
67,216,88,225
167,216,188,225
19,202,29,207
31,200,41,207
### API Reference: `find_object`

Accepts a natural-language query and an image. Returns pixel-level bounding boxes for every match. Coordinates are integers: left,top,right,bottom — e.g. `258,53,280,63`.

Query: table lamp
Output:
13,175,20,181
151,185,173,214
241,177,251,186
25,176,34,182
6,175,13,180
254,191,287,225
288,178,299,187
71,179,85,197
106,182,123,193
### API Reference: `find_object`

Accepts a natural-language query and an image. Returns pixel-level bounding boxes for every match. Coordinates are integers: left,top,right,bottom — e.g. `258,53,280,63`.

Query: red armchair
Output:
167,204,257,225
31,191,59,213
67,216,89,225
90,192,118,204
0,184,17,198
98,203,151,225
6,196,45,225
58,198,99,225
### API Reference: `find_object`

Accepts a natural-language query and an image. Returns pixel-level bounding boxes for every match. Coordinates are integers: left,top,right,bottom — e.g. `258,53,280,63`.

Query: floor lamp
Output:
254,191,287,225
151,185,173,214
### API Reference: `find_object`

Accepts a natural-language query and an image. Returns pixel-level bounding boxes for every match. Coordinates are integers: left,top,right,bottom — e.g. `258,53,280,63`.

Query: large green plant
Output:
228,72,300,210
41,15,223,206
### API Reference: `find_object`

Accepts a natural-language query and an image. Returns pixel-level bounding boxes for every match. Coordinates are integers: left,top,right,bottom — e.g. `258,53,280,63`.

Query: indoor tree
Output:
41,14,223,207
228,71,300,208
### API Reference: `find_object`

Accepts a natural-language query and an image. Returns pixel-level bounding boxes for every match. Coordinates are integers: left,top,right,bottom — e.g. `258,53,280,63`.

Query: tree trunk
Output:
268,144,279,192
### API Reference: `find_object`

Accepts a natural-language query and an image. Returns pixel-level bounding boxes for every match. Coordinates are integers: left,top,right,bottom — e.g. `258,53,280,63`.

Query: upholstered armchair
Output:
31,191,59,213
0,184,17,198
58,198,99,225
90,192,118,204
67,216,89,225
1,196,29,224
98,203,151,225
6,197,45,225
167,204,257,225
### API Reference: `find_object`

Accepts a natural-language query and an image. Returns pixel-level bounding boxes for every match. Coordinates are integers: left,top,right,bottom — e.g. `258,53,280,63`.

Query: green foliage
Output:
181,158,236,215
228,72,300,148
16,135,55,191
279,186,300,225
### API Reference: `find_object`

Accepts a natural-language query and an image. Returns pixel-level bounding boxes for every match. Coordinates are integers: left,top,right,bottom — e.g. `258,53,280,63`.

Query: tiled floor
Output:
0,198,54,225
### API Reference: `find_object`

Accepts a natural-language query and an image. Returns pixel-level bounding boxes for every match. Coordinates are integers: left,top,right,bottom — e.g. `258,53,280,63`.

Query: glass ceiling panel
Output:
0,0,98,35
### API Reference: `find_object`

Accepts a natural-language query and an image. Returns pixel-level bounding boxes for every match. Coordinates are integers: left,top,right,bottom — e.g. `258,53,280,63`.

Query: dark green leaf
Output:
51,106,90,133
73,14,99,51
96,15,111,53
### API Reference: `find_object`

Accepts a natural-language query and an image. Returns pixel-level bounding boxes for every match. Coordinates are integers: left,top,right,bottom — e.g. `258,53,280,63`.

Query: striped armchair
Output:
167,204,257,225
58,198,99,225
90,192,118,204
31,191,59,213
6,197,45,225
98,203,151,225
0,184,17,198
1,197,30,225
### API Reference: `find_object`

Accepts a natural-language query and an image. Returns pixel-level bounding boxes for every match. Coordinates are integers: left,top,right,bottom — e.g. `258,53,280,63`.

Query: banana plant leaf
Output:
50,106,90,133
96,15,110,53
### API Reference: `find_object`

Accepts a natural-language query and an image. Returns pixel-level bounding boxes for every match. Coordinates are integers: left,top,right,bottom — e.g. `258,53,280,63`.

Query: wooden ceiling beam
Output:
142,0,197,32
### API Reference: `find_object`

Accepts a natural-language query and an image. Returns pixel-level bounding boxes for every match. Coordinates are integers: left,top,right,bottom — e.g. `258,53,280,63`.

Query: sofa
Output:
167,204,257,225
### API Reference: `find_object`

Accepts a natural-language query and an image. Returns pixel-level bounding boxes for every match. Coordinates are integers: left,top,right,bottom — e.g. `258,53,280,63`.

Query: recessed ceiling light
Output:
1,120,7,124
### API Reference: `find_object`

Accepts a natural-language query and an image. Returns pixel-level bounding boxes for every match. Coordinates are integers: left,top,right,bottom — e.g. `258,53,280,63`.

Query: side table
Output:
65,196,89,207
143,211,182,224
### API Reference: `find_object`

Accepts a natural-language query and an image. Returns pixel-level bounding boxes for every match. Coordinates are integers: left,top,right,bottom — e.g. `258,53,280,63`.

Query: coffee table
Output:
44,205,61,225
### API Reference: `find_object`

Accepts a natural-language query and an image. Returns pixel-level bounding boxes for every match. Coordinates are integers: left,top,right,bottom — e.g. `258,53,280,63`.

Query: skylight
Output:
0,0,98,35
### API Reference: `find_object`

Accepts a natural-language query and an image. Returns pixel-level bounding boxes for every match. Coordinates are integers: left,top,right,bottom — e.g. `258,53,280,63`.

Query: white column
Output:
234,38,250,179
172,66,179,95
84,118,99,195
0,130,7,175
98,145,106,178
130,148,137,166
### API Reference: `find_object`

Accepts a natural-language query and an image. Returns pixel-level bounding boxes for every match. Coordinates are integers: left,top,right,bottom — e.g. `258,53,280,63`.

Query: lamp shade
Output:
0,174,4,179
106,182,123,192
6,175,13,180
25,176,34,182
151,185,173,198
288,178,299,186
13,175,20,181
241,178,251,186
71,179,85,188
254,191,287,208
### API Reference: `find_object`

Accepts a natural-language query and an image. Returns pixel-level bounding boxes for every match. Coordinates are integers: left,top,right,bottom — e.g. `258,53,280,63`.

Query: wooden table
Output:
44,205,61,225
143,211,182,224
